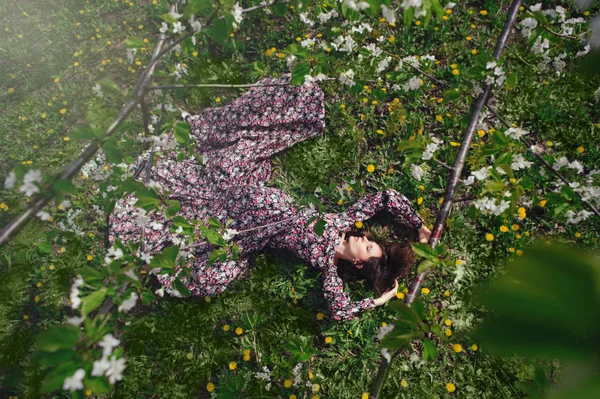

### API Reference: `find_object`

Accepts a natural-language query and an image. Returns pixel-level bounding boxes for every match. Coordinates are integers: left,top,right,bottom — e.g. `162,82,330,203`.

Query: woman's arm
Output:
321,262,377,321
338,189,425,230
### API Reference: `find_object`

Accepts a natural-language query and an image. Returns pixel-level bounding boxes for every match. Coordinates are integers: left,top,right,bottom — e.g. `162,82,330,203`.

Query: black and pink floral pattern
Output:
108,73,424,321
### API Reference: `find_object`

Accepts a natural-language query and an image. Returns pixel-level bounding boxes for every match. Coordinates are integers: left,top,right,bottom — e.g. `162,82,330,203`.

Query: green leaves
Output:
81,288,107,317
442,88,461,103
36,326,80,352
291,62,310,86
103,137,124,163
125,36,146,48
149,245,179,270
174,122,191,145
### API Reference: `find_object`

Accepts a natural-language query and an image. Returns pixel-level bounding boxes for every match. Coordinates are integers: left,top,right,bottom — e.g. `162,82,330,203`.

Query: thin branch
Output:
370,1,524,398
383,49,450,88
541,24,587,40
433,158,453,171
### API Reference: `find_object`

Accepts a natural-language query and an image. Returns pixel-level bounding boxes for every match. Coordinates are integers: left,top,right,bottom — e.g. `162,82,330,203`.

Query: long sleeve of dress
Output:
338,189,424,230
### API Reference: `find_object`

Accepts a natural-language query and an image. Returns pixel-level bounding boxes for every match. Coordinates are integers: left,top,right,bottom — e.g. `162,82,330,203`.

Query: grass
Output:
1,0,600,398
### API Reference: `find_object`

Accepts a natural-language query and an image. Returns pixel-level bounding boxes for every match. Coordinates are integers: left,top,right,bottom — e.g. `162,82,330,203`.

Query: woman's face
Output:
345,234,383,263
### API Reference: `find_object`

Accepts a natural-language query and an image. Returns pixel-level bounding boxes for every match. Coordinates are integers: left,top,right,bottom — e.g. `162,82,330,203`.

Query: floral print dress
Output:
108,73,424,321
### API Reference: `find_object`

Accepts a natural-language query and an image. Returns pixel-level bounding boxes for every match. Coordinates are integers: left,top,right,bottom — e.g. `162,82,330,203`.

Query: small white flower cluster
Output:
231,2,244,29
93,83,104,98
254,365,272,390
531,35,550,55
565,209,593,224
350,21,373,34
484,61,507,87
376,56,392,74
170,63,188,80
222,228,239,242
104,245,124,265
401,76,421,92
400,0,427,19
553,156,584,174
300,37,315,48
511,154,533,171
410,164,426,181
17,169,43,197
63,369,86,391
81,149,110,181
376,323,395,340
126,48,137,64
69,275,84,310
292,362,304,387
318,8,338,24
519,17,538,38
118,292,138,313
474,197,511,216
505,126,529,140
422,136,443,160
338,69,356,87
329,34,357,53
362,42,383,57
299,12,315,27
344,0,370,11
381,4,396,24
58,208,85,236
91,334,127,384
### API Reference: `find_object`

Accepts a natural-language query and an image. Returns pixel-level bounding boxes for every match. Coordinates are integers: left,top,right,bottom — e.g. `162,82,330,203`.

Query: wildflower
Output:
480,10,487,15
411,164,426,181
396,292,404,299
575,232,581,238
117,292,138,313
355,220,363,228
316,313,325,320
367,164,375,173
471,344,478,351
512,224,519,231
63,368,86,391
223,324,230,331
324,336,332,344
509,247,515,253
485,233,494,241
500,225,509,233
401,379,408,387
417,197,423,205
445,319,452,326
455,259,463,266
284,379,293,388
235,327,243,335
444,290,450,297
445,329,452,337
421,287,430,295
229,361,237,370
518,207,526,220
453,344,462,353
105,357,126,384
60,108,67,114
206,382,215,392
362,393,369,399
577,146,585,154
8,88,15,94
452,69,459,75
516,250,524,256
446,382,456,392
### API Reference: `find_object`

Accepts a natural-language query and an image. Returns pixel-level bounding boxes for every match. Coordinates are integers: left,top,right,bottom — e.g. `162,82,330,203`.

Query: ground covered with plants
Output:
1,0,599,398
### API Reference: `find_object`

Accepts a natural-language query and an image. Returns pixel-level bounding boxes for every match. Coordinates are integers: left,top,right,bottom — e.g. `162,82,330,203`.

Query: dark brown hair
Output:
336,229,417,297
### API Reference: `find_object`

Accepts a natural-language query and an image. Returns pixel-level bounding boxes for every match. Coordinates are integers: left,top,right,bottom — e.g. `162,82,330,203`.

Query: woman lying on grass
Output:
108,73,431,321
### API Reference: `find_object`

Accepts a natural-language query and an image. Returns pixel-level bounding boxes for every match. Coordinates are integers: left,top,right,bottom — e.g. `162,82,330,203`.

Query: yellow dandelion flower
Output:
35,295,40,302
445,329,452,337
453,344,462,353
480,10,488,15
23,314,29,320
466,36,472,41
396,292,404,300
445,319,452,326
415,20,421,26
575,232,581,238
576,146,584,154
235,327,243,335
485,233,494,242
87,255,93,261
401,379,408,387
455,259,463,266
477,129,486,137
446,382,456,392
421,287,430,295
355,220,363,228
63,136,70,141
471,49,478,55
516,250,524,256
8,88,15,94
518,207,526,220
317,312,325,320
216,97,221,103
223,324,230,331
452,69,459,76
471,344,478,351
206,382,215,392
450,141,460,147
444,290,451,297
284,380,292,388
417,197,423,205
362,393,369,399
367,164,375,173
500,225,509,233
436,115,443,122
59,108,67,115
325,336,332,344
508,247,515,253
512,224,519,231
229,361,237,370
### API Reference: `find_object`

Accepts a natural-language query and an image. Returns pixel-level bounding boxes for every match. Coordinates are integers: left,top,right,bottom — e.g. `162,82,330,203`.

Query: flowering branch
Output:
370,1,524,398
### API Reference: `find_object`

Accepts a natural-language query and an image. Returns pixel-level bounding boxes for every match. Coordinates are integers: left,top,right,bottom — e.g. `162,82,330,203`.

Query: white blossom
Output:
231,2,244,29
223,228,239,242
62,368,85,392
376,323,395,340
300,37,315,48
105,357,126,384
155,287,165,297
531,36,550,54
172,21,185,34
69,275,84,310
169,11,183,20
511,154,533,170
139,252,154,264
189,15,202,32
381,347,392,362
376,56,392,74
403,76,422,91
505,127,529,140
318,9,338,24
519,17,538,38
299,12,315,27
93,83,104,98
36,210,51,221
471,166,492,181
381,5,396,24
463,175,476,186
401,0,422,9
411,164,426,181
118,292,138,313
19,169,43,197
4,171,16,189
344,0,370,11
474,197,511,216
486,61,497,69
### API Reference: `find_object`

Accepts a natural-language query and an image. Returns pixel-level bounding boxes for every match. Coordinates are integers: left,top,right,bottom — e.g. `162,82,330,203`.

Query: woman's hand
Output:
418,225,432,244
374,279,399,307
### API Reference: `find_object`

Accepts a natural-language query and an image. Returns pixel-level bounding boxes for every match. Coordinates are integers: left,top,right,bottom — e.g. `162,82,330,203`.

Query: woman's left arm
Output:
339,189,425,230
